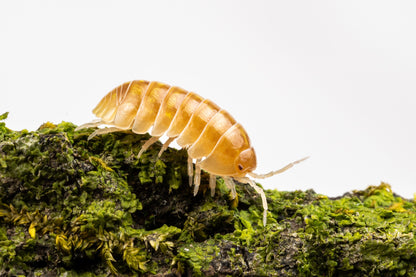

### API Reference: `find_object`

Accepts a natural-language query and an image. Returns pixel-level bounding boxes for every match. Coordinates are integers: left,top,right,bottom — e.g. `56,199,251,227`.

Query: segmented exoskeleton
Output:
76,80,307,225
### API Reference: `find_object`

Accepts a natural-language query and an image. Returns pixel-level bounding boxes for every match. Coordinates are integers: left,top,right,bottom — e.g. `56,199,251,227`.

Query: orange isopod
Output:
76,80,307,226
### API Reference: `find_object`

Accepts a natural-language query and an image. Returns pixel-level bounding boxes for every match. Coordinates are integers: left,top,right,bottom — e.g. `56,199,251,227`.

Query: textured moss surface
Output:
0,112,415,276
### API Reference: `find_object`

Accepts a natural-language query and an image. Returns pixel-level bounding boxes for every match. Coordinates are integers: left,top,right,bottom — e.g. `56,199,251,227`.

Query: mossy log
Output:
0,112,415,276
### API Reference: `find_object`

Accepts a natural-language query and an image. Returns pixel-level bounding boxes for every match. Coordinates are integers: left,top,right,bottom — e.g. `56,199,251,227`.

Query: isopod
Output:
76,80,308,226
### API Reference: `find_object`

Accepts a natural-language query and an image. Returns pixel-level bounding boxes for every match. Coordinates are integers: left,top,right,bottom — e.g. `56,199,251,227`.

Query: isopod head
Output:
234,147,257,177
198,123,257,177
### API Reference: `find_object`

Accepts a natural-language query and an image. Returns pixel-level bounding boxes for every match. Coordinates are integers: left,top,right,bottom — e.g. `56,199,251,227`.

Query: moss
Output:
0,113,415,276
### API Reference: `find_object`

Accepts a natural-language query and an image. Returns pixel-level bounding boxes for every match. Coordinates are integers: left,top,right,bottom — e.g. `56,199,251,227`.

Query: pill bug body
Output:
76,80,307,226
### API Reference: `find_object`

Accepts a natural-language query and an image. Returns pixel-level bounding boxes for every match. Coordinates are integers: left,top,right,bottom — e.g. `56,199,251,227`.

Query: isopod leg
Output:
158,137,176,157
187,156,193,187
88,127,123,140
235,177,268,227
75,119,103,131
223,177,237,199
209,174,217,197
193,159,202,196
137,136,160,159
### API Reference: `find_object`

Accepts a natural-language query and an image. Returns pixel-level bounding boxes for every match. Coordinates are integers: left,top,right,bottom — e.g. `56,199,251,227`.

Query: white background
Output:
1,1,415,198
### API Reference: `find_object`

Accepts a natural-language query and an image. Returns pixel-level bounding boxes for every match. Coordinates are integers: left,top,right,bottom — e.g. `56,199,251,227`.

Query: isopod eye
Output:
235,148,257,176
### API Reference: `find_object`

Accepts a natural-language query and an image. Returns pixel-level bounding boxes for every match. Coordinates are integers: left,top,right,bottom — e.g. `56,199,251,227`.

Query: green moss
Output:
176,238,220,276
1,115,415,276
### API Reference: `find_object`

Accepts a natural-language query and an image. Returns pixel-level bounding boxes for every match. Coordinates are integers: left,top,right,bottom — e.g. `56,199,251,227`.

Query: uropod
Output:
76,80,308,226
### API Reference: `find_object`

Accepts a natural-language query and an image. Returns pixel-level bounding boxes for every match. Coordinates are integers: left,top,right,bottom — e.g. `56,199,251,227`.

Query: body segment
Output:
151,86,188,136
